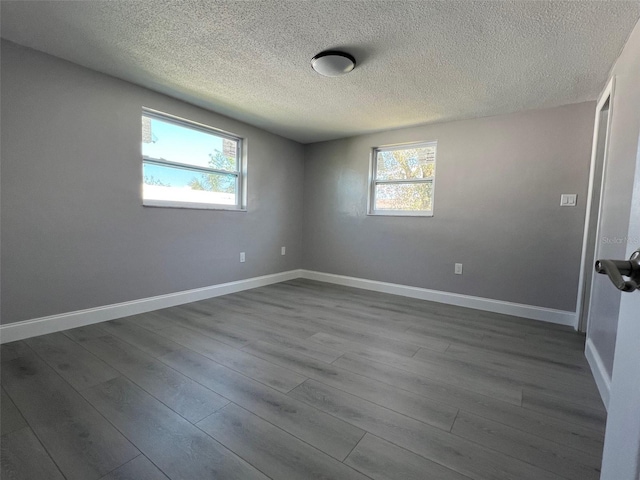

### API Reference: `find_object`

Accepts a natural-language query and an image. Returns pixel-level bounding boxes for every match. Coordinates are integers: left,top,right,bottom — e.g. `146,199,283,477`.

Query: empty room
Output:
2,1,640,479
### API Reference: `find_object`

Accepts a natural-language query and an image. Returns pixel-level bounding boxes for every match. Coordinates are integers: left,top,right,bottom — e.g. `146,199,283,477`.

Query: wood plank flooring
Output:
0,279,606,480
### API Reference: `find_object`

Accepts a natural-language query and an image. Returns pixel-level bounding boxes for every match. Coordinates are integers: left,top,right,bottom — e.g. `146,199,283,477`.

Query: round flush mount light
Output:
311,51,356,77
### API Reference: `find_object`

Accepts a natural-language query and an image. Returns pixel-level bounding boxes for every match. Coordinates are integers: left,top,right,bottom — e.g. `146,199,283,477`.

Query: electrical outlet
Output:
240,252,246,263
455,263,463,275
281,246,286,256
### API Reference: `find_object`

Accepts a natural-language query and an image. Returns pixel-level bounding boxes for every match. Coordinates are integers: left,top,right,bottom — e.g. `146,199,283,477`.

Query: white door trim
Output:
575,77,615,332
585,337,612,408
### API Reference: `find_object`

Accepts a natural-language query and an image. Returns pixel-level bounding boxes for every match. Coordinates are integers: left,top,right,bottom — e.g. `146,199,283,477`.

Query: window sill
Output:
368,211,434,217
143,199,246,212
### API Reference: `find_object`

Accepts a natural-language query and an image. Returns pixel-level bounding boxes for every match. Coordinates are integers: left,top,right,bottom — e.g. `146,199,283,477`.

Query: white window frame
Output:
142,108,247,211
368,141,437,217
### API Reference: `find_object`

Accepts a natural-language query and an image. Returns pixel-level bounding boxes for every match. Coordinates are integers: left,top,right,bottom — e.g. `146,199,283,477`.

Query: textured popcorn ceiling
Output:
2,1,639,143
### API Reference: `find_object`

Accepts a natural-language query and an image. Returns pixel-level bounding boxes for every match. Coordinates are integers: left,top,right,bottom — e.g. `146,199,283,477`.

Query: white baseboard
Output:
585,337,611,410
0,270,303,344
300,270,578,327
0,267,578,344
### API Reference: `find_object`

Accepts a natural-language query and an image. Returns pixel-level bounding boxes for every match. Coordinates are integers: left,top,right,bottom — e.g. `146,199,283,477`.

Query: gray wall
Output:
1,40,305,324
587,19,640,380
302,103,595,312
1,39,599,325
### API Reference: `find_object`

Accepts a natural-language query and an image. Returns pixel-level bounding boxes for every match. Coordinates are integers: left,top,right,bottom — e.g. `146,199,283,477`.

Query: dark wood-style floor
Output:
1,279,606,480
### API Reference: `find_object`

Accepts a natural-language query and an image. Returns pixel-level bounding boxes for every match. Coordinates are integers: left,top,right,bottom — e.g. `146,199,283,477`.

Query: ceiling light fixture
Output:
311,51,356,77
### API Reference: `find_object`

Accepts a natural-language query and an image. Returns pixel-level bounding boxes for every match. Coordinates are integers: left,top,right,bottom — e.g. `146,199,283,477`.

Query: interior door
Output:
599,215,640,477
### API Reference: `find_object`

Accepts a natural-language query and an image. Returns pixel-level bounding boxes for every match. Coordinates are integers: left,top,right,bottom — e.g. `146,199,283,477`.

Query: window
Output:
369,142,436,216
141,109,245,210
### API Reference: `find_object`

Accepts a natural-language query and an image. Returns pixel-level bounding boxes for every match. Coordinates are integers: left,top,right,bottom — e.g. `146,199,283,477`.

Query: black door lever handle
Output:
595,248,640,292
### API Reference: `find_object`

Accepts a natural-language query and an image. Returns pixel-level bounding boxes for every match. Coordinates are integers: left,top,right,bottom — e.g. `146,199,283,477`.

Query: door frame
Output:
575,77,615,332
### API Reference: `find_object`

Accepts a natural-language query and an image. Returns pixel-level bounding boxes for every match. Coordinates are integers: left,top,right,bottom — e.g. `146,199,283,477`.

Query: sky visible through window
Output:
142,117,228,188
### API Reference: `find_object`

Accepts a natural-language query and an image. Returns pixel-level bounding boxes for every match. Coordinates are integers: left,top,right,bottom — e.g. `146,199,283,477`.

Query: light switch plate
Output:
561,194,577,207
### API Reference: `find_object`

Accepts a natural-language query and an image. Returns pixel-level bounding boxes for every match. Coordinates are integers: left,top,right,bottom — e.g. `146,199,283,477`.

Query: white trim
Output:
141,107,247,211
0,268,578,344
0,270,302,344
142,107,242,142
142,199,247,211
367,210,434,217
585,337,611,409
576,77,615,332
369,141,437,217
376,141,437,152
300,270,577,327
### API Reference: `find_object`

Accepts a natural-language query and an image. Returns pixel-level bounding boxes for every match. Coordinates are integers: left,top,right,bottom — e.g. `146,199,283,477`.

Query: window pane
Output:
374,182,433,212
142,115,238,172
376,146,436,180
143,162,237,205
